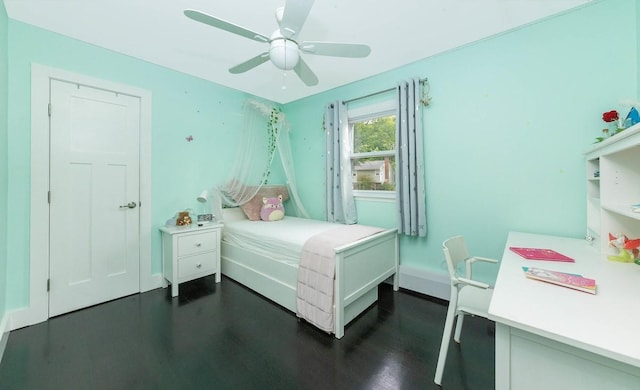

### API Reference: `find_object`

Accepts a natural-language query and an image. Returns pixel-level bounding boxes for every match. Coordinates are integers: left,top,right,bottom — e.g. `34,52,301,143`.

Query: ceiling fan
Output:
184,0,371,86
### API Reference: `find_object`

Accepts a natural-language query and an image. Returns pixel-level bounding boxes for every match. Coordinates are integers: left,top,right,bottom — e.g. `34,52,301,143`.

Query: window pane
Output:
353,115,395,154
352,156,395,191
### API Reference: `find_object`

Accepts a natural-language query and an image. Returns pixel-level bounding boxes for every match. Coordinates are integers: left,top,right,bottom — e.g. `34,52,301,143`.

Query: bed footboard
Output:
334,229,399,339
221,227,399,339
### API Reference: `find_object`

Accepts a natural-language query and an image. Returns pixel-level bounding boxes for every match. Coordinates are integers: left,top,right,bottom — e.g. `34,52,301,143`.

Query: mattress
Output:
222,216,341,265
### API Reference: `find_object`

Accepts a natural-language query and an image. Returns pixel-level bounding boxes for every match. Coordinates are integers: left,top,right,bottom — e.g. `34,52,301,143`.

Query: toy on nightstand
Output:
176,210,193,226
607,232,640,264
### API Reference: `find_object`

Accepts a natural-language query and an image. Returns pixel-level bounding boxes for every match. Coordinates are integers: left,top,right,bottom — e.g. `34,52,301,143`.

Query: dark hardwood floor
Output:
0,276,494,390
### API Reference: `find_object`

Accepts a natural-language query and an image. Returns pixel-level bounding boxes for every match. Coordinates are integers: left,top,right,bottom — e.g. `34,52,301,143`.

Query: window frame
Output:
347,100,396,200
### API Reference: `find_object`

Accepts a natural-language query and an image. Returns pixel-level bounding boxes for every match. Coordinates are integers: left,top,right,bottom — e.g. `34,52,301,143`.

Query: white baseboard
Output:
8,307,36,331
398,265,450,301
0,313,9,364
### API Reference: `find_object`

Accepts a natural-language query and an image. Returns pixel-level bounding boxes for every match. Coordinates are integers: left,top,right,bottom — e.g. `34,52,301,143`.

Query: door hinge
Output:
47,279,50,292
48,191,51,204
48,103,51,117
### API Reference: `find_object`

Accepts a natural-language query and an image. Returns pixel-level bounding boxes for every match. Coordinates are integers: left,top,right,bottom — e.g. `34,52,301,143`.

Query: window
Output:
348,101,396,198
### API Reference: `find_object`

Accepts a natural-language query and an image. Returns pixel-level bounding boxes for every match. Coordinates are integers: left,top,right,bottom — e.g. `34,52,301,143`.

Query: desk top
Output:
488,232,640,368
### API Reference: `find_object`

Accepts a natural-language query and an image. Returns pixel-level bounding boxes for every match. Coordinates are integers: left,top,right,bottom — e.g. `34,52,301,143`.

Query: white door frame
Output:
10,64,156,330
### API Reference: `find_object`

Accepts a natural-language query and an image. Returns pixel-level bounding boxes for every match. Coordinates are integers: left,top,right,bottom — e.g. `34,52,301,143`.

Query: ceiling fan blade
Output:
279,0,314,39
184,9,269,43
229,53,270,74
299,41,371,58
293,57,318,86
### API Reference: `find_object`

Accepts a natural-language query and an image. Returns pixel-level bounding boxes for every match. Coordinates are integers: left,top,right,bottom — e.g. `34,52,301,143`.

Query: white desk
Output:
489,232,640,390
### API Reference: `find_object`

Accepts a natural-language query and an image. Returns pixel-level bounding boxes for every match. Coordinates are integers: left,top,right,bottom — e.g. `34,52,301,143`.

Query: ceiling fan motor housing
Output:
269,37,300,70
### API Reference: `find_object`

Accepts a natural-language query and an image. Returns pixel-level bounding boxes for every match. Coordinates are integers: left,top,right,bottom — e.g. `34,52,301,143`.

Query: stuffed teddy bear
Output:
260,195,284,221
176,210,192,226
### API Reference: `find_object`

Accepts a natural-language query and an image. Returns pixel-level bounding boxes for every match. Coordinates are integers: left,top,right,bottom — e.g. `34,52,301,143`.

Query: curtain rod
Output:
343,77,429,105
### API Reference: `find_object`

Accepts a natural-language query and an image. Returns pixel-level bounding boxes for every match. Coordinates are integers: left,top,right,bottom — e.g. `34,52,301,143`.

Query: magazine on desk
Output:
522,266,597,294
510,247,575,262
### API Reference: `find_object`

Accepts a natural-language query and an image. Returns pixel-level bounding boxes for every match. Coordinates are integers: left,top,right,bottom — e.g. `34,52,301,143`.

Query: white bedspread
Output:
296,224,384,332
222,216,341,264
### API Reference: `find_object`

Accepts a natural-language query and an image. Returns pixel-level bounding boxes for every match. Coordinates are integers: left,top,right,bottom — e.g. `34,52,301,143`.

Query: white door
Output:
49,79,141,317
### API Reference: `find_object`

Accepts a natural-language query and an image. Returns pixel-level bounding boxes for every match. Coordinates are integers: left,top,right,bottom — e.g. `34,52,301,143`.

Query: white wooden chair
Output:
434,235,498,386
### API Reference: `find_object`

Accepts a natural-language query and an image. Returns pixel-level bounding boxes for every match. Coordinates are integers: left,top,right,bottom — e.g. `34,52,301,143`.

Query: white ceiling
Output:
4,0,592,104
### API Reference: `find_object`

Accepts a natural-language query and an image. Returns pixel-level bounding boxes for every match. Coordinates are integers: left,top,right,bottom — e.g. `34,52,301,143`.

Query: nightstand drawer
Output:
178,252,216,279
177,231,217,257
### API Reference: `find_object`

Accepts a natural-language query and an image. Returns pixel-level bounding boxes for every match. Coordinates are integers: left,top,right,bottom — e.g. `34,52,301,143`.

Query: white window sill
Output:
353,190,396,201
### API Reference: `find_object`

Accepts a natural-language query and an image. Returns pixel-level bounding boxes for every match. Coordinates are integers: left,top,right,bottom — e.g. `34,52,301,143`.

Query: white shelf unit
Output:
584,122,640,255
586,157,601,243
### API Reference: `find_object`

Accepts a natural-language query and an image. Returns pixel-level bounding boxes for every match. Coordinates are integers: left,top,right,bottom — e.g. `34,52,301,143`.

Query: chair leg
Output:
434,301,457,385
454,313,464,343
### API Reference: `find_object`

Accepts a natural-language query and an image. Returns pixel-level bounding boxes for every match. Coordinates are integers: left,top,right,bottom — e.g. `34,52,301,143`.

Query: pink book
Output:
509,247,574,262
522,267,596,294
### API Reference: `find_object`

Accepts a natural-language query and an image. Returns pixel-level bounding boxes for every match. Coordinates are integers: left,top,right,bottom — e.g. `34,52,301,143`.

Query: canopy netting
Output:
211,100,309,221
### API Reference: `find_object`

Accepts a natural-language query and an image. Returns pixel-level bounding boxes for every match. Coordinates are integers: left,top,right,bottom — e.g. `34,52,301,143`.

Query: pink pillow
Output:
240,185,289,221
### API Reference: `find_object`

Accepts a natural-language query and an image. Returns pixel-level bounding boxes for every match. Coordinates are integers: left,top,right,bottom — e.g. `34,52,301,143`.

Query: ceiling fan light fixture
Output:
269,38,299,70
185,2,368,87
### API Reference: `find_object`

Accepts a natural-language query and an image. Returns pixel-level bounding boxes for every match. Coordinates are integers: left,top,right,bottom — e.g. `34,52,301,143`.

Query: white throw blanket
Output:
296,224,384,333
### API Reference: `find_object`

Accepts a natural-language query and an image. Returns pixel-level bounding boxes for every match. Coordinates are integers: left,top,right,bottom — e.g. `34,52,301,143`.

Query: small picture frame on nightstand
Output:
197,213,214,226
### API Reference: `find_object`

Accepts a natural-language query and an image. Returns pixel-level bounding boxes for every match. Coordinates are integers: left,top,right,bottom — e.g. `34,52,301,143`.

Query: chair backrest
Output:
442,235,470,282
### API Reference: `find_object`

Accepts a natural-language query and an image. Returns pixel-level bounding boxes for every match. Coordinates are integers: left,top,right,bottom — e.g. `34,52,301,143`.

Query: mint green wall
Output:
284,0,638,283
0,1,9,320
353,199,396,229
5,20,264,310
3,0,638,312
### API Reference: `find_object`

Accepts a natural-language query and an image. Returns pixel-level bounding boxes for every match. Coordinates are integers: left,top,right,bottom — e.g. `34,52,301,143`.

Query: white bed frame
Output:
220,215,399,339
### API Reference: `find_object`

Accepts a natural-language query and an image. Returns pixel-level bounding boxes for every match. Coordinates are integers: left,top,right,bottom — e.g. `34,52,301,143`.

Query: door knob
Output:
119,202,137,209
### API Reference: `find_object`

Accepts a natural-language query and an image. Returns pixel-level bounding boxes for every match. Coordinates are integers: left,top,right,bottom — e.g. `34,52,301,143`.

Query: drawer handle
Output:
195,243,202,247
196,263,202,268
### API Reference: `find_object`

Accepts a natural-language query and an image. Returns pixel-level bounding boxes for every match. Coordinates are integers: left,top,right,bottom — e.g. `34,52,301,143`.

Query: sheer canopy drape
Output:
276,116,310,219
324,101,357,224
396,78,427,237
212,100,308,220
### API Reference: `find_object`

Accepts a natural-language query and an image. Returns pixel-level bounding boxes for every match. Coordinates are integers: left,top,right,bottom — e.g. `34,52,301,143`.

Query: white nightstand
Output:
160,223,222,297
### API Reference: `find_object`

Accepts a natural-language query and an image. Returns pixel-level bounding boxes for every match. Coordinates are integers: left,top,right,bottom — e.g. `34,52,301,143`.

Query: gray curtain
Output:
396,78,427,236
325,101,357,224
